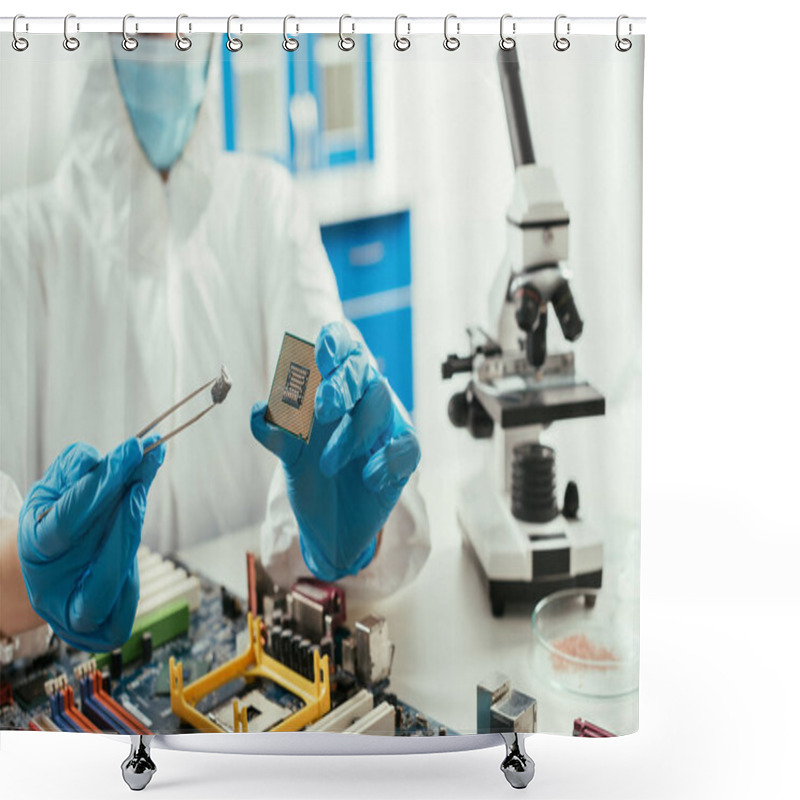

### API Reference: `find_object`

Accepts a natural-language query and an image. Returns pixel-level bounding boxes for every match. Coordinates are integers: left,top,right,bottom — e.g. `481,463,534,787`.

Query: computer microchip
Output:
265,333,322,442
282,362,311,409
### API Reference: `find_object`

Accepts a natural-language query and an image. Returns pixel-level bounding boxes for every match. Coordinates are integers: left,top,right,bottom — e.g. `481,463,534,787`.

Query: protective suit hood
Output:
1,37,430,598
58,34,222,248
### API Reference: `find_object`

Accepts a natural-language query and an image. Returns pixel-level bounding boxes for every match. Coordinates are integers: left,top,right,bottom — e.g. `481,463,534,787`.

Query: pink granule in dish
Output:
551,634,617,672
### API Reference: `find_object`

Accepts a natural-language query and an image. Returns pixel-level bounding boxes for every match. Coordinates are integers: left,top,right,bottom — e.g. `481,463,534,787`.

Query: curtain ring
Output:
12,14,29,52
553,14,570,52
283,16,299,51
121,14,138,51
338,14,355,51
226,15,243,52
443,14,460,51
175,13,192,51
394,14,411,51
615,15,632,52
63,13,80,51
499,14,515,51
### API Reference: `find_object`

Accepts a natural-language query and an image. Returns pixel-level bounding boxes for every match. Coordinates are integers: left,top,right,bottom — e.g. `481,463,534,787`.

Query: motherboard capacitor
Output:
110,649,122,680
280,630,293,665
290,634,303,673
298,639,311,679
269,626,282,655
320,634,334,669
141,632,153,663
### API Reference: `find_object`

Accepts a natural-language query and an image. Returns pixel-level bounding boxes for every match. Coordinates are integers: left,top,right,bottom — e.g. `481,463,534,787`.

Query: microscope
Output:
442,47,605,617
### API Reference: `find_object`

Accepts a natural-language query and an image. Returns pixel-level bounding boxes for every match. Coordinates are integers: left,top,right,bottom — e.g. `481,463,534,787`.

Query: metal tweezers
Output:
138,366,231,454
36,367,231,523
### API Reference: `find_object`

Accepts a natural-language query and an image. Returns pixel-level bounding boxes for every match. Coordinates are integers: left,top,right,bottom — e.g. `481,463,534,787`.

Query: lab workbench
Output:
177,465,638,738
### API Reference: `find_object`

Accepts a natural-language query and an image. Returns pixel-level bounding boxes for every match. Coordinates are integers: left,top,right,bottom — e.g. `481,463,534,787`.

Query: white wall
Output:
0,36,89,191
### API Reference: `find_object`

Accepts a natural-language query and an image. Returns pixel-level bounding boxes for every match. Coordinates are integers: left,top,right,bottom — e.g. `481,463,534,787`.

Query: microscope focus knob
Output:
448,391,494,439
448,392,469,427
563,481,580,519
468,401,494,439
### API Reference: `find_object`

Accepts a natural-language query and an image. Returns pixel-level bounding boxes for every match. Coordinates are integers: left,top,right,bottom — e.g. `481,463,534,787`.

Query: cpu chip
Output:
265,333,322,442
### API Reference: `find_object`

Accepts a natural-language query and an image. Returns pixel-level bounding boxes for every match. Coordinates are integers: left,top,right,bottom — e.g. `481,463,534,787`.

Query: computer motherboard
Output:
0,549,457,737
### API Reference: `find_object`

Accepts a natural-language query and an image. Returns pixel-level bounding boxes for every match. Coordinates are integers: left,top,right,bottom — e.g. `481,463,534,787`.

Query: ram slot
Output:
343,701,395,735
47,691,80,732
79,674,133,733
137,573,201,618
92,670,150,734
61,684,100,732
306,689,374,732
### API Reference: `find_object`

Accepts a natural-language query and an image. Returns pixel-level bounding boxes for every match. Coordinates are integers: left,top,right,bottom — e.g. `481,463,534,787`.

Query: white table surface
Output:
176,463,638,737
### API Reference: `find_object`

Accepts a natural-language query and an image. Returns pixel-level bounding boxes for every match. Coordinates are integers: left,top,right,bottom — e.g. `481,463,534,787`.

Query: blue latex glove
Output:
251,322,421,581
17,436,165,652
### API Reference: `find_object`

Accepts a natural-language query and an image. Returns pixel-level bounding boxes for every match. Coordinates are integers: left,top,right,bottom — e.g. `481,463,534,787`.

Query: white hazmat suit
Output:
0,37,429,601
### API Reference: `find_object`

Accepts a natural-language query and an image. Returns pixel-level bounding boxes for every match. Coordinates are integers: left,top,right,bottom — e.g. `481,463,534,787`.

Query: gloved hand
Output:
251,322,421,581
17,437,165,652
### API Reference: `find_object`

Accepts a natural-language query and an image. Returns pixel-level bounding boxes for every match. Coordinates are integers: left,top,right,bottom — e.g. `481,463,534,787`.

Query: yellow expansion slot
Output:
169,612,331,732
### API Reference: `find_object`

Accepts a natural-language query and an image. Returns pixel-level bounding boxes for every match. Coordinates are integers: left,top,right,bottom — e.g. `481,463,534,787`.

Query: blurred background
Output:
0,33,642,535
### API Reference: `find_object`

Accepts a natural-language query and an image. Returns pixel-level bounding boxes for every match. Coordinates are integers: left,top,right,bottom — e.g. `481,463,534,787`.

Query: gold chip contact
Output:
265,333,322,442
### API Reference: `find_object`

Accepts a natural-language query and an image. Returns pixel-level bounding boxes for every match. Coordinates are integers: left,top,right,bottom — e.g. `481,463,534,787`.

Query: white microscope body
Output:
443,49,604,616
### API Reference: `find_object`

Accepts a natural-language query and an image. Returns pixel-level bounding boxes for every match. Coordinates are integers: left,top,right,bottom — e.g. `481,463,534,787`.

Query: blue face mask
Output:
112,35,211,172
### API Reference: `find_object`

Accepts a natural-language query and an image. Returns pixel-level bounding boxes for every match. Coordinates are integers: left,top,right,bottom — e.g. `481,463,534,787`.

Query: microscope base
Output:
457,472,603,617
486,571,602,618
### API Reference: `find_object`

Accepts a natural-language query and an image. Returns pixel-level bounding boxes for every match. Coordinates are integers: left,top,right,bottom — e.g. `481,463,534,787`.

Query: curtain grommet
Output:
12,14,29,52
499,14,515,51
394,14,411,51
615,15,632,51
175,13,192,51
282,15,299,52
63,14,80,51
553,14,571,52
444,14,460,51
226,15,243,52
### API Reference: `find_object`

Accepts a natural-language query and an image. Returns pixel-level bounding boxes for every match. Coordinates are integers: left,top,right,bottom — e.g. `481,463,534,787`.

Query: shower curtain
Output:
0,25,643,740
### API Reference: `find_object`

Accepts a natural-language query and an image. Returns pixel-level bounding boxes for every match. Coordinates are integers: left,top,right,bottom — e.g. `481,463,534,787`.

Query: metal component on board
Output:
355,615,394,686
341,636,356,675
477,672,511,732
478,672,537,734
121,735,157,791
499,732,535,789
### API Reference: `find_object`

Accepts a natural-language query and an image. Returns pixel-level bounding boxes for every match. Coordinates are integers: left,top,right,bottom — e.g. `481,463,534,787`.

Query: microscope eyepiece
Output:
551,280,584,342
513,285,543,332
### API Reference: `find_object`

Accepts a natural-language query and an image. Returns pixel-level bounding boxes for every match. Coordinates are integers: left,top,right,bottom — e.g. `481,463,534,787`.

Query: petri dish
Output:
531,588,639,697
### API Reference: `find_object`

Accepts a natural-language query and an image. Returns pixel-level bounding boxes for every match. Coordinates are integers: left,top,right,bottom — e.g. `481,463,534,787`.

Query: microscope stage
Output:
472,379,605,428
